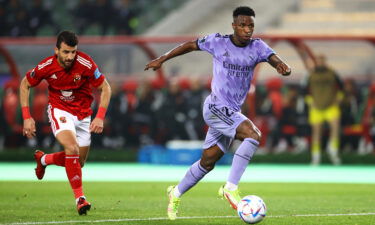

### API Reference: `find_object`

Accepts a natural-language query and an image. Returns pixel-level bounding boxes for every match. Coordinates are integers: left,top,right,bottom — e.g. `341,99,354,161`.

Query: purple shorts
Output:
202,96,248,153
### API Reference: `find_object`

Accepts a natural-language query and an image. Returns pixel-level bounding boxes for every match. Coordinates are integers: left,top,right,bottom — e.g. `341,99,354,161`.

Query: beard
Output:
58,57,73,69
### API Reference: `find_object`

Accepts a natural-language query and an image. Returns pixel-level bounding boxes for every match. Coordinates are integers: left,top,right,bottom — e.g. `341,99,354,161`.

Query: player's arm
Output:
90,78,111,134
19,77,36,138
295,43,315,72
304,76,315,107
144,40,199,71
268,54,291,76
334,72,344,104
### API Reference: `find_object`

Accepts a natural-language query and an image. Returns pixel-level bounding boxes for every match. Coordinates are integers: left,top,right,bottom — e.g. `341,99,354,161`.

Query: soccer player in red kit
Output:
19,31,111,215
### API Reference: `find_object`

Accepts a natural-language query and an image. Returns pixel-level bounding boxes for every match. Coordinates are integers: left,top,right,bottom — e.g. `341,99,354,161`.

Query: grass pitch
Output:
0,181,374,225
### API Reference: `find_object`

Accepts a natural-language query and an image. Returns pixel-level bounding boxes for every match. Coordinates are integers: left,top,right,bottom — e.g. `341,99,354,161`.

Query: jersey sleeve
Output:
255,39,276,64
26,65,46,87
196,33,219,55
88,60,105,87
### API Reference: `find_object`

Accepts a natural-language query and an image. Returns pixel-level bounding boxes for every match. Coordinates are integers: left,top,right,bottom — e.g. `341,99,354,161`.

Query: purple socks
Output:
176,138,258,196
228,138,259,185
177,160,208,195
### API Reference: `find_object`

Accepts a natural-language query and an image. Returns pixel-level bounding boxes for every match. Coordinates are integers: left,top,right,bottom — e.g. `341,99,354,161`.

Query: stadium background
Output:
1,1,375,224
1,0,374,164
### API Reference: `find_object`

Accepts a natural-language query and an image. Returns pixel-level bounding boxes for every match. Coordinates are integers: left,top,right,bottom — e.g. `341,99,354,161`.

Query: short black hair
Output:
56,31,78,49
233,6,255,18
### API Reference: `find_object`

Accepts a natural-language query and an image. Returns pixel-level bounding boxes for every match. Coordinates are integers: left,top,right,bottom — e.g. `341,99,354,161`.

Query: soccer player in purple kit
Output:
145,6,291,220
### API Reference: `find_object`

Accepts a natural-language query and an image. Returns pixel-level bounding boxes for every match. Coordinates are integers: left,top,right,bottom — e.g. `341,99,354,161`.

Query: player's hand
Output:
144,57,163,71
276,63,291,76
23,118,36,138
90,117,104,134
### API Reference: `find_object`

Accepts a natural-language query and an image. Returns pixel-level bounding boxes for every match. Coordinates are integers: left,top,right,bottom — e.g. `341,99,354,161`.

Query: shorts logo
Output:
59,117,67,123
222,107,234,117
73,74,81,83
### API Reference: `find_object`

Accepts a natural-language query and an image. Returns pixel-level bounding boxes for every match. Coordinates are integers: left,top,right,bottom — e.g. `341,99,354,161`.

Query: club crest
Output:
59,117,67,123
73,74,81,83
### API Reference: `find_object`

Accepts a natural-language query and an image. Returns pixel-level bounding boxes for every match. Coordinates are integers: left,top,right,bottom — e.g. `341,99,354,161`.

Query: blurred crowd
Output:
0,0,144,36
1,76,375,155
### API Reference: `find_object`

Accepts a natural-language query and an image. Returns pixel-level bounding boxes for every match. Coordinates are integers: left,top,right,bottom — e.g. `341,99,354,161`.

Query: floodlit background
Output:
0,0,375,165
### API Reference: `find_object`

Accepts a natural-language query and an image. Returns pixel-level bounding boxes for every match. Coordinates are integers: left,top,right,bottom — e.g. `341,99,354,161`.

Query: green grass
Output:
1,182,375,225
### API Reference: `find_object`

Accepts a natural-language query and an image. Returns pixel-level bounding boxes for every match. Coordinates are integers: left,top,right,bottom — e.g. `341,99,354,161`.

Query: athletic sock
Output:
75,196,86,204
224,181,238,191
173,186,182,198
227,138,258,185
176,160,208,196
65,154,84,199
312,141,320,154
328,138,339,154
43,151,66,167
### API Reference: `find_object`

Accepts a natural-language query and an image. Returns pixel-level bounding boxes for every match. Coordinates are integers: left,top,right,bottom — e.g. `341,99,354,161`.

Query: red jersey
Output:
26,51,105,120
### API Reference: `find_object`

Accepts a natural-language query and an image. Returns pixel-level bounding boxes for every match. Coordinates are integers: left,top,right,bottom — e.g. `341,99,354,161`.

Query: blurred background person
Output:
298,48,344,165
340,78,363,153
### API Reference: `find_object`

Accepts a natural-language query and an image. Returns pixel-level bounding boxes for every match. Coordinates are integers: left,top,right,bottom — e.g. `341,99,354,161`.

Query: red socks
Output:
65,155,84,199
45,151,66,166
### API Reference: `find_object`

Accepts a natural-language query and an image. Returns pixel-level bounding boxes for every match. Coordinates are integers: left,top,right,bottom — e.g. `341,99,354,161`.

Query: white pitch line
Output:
1,212,375,225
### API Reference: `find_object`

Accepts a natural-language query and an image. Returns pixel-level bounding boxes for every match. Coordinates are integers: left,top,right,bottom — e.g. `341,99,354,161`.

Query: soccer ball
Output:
237,195,267,224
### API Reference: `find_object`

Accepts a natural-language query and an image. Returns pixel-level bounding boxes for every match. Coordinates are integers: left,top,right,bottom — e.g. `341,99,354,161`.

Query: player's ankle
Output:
76,196,86,204
173,186,182,198
41,155,47,166
224,182,238,191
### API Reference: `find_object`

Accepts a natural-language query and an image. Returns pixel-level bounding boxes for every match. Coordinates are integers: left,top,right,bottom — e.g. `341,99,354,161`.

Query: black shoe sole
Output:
78,204,91,215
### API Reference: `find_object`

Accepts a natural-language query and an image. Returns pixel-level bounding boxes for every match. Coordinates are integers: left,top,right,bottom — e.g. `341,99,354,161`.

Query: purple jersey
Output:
197,33,275,111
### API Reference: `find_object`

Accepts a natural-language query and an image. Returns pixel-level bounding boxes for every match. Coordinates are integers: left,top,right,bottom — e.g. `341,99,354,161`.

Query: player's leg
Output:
75,116,91,168
167,144,223,220
73,116,92,214
78,146,90,168
220,119,261,209
56,130,90,215
175,145,223,196
39,151,66,167
311,123,322,165
309,107,323,165
326,105,341,165
33,106,72,179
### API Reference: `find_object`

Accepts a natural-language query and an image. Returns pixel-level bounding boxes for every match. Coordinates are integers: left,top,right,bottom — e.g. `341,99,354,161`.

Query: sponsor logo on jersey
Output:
59,116,66,123
61,90,73,97
50,73,57,79
60,90,75,102
73,73,81,83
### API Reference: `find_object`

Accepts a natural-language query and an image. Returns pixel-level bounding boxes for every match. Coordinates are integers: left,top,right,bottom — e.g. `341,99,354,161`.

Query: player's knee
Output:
200,159,216,172
64,144,80,155
242,129,261,142
250,130,262,142
237,121,262,142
